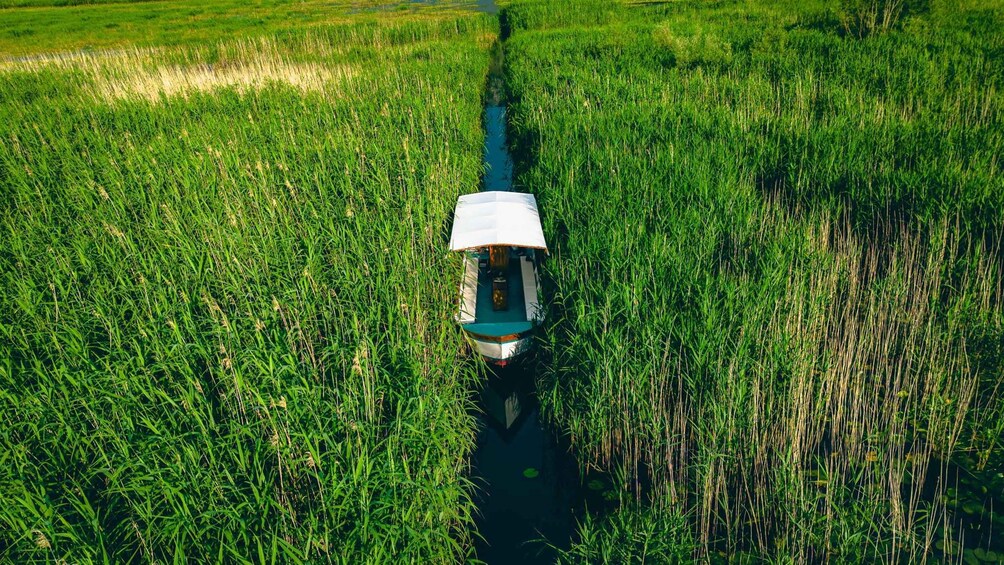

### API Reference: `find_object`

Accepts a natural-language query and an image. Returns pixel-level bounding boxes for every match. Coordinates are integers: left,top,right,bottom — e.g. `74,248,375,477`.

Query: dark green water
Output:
471,365,580,564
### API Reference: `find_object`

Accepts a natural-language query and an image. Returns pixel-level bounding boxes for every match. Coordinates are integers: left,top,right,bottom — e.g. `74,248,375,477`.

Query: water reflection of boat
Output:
449,191,547,366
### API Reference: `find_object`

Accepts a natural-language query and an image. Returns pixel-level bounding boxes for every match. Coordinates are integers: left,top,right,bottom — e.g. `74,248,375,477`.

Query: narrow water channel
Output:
468,10,582,561
472,364,579,563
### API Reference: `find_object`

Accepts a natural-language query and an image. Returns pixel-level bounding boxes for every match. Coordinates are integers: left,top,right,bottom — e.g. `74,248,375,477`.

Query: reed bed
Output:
0,15,495,562
0,0,490,56
504,0,1004,560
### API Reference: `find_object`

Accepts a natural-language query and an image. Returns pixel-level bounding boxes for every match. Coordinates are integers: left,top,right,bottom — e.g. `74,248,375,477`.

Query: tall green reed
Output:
0,15,495,562
504,0,1003,560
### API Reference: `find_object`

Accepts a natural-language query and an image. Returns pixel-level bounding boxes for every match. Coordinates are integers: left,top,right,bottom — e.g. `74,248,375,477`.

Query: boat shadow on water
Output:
470,356,578,564
469,354,622,564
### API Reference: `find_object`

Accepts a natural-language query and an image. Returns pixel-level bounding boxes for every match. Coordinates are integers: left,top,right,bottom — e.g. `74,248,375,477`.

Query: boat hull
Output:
456,246,543,366
466,330,535,366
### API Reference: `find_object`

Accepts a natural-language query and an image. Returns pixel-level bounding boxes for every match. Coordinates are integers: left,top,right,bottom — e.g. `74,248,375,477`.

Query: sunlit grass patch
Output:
2,45,358,102
94,59,356,102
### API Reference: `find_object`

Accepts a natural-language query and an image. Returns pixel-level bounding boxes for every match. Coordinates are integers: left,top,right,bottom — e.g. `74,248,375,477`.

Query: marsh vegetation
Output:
503,0,1004,561
0,10,496,562
1,0,1002,562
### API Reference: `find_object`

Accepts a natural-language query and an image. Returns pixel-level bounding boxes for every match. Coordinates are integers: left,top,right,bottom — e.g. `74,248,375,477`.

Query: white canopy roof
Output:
448,191,548,252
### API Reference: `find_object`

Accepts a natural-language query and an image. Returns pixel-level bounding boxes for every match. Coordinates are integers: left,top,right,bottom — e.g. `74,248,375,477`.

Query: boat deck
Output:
460,252,537,338
476,257,527,324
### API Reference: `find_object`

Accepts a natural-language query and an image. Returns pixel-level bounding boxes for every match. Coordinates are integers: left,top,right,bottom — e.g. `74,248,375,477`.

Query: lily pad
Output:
522,467,539,479
937,539,961,555
963,500,984,515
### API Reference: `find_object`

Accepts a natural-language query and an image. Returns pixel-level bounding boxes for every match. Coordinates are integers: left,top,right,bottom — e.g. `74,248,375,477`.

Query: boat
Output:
449,191,547,366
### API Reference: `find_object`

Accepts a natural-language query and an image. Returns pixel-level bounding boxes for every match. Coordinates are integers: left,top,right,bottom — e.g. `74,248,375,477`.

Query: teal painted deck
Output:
463,320,534,339
461,255,533,338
